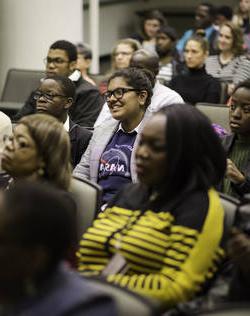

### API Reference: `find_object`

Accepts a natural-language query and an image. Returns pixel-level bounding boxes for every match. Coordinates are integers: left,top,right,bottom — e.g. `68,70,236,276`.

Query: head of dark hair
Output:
76,43,92,59
3,181,77,271
50,40,77,62
108,67,153,109
157,25,178,41
157,104,226,198
200,2,217,18
44,74,76,99
130,49,159,78
216,5,233,21
140,10,167,40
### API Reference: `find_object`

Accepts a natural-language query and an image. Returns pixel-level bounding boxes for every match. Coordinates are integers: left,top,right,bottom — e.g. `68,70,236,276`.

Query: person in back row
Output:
156,25,183,86
34,75,92,167
94,49,183,127
14,40,104,127
177,2,218,57
169,35,221,105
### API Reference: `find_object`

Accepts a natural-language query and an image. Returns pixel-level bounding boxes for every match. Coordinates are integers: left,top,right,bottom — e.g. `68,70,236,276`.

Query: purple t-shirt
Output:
98,129,137,204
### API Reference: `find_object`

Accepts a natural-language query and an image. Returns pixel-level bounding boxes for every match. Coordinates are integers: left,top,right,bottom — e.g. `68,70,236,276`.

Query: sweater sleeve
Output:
204,78,221,104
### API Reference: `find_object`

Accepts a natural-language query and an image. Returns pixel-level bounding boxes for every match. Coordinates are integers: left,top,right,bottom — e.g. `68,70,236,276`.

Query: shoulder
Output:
70,121,92,137
171,190,210,231
151,82,184,107
75,77,100,93
108,183,148,210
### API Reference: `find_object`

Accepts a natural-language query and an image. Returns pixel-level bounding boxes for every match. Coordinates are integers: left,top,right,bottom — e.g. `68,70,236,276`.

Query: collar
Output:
63,115,70,132
117,120,143,134
68,70,81,82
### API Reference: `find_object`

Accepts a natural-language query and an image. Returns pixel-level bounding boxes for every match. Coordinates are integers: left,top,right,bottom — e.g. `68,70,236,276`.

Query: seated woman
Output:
0,181,117,315
169,35,221,105
99,38,141,94
206,22,250,98
77,104,227,309
73,67,153,205
1,113,71,190
132,9,166,53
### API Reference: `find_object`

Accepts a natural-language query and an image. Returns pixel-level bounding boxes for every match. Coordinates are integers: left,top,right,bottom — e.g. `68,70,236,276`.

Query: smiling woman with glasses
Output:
74,67,153,205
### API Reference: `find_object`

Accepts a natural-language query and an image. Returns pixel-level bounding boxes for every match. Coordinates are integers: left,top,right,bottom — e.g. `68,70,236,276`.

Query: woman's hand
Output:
226,159,246,184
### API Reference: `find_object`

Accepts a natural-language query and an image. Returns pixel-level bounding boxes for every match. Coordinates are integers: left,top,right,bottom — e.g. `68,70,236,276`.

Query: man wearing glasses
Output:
14,40,104,127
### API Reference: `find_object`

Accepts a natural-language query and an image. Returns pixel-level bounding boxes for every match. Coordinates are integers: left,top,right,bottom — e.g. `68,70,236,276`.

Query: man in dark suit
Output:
14,40,104,127
34,74,92,167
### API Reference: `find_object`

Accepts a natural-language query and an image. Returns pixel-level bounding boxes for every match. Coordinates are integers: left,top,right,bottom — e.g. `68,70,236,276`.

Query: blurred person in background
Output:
169,35,221,105
132,9,166,53
76,43,96,86
206,22,250,99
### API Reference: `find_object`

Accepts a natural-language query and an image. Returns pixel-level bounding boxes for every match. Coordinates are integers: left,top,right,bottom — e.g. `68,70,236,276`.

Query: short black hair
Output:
44,74,76,99
76,43,92,59
108,67,153,109
157,104,226,199
3,181,77,270
50,40,77,62
216,5,233,21
200,2,217,18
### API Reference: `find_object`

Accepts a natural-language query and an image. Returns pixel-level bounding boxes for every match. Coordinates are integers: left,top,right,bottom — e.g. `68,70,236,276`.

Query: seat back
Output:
69,176,102,239
85,277,161,316
1,68,44,102
195,103,229,131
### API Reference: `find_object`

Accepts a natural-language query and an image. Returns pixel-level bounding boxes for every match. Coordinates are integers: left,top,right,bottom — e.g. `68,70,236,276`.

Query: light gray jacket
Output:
73,116,149,183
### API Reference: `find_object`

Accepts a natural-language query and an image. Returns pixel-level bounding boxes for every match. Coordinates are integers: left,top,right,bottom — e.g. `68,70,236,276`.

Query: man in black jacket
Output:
14,40,104,127
35,74,92,167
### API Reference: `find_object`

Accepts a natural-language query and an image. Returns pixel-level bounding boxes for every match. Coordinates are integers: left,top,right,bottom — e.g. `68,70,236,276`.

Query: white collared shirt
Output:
63,115,70,132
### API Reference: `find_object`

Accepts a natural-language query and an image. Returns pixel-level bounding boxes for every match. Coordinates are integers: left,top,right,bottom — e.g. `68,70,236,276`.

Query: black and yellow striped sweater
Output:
77,184,225,307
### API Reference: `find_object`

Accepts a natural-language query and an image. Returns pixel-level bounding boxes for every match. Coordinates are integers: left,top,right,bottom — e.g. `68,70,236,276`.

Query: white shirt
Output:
94,81,184,128
63,115,70,132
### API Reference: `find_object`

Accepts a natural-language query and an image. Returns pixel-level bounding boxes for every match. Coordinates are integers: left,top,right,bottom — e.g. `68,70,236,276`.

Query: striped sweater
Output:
77,184,225,307
205,55,250,85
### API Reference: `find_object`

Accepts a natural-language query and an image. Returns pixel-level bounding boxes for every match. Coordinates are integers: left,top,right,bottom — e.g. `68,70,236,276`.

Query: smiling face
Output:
135,113,167,187
184,40,208,69
35,79,72,121
1,124,44,179
144,18,161,39
106,76,147,130
229,87,250,136
218,25,233,53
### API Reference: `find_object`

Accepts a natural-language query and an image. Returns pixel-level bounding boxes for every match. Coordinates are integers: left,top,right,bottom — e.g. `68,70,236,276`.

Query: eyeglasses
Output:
33,91,67,102
103,88,137,101
43,57,69,66
3,135,30,150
